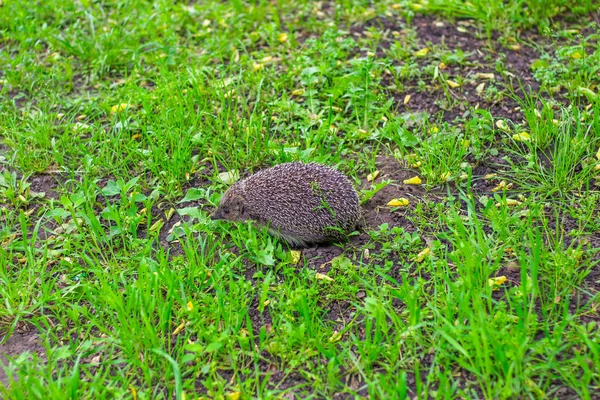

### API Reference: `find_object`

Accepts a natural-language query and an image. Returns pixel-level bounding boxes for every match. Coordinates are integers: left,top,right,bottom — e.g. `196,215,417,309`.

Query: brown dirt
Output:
0,328,46,388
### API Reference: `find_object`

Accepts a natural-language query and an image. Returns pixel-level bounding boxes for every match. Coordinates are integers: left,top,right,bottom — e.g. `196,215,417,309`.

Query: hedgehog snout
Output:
210,209,224,220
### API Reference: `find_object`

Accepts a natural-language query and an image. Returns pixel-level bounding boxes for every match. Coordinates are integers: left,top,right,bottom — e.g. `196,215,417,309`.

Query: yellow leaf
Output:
475,82,485,94
403,176,422,185
476,72,495,80
495,120,508,131
491,180,513,192
366,51,376,57
315,273,334,281
484,173,497,180
414,247,430,263
173,321,186,335
291,88,305,96
446,80,460,88
512,131,531,142
508,44,520,51
261,55,273,63
488,275,507,290
439,172,451,182
570,50,584,59
110,103,130,114
226,392,242,400
187,301,193,311
495,199,522,207
596,147,600,160
387,198,409,207
263,299,270,307
130,386,138,400
278,33,288,43
403,94,411,105
367,170,380,182
329,330,343,343
252,62,263,71
411,161,422,168
290,250,301,265
414,47,429,57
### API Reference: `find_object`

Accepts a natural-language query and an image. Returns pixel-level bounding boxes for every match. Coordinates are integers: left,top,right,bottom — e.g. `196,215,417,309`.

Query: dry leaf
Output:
403,176,422,185
495,120,508,131
440,172,451,182
476,73,495,80
491,180,513,192
403,94,411,105
475,82,486,94
387,198,410,207
367,170,380,182
596,147,600,160
315,273,334,281
173,321,186,335
446,80,460,88
484,173,497,180
278,33,288,43
495,199,522,207
252,62,263,71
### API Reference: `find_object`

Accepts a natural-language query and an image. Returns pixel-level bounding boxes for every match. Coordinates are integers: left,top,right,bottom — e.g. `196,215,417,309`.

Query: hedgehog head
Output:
210,182,248,222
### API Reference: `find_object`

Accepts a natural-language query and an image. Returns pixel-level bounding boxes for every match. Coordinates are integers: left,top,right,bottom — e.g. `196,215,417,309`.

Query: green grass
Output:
1,0,599,398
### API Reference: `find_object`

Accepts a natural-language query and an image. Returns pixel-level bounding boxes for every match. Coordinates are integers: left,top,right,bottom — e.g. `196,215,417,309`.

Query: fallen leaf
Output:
403,176,422,185
484,173,497,180
440,172,451,182
291,88,305,96
413,247,430,263
263,299,270,307
329,331,343,343
476,72,495,80
512,132,531,142
252,62,263,71
495,120,508,131
226,392,242,400
491,180,513,192
290,250,301,265
403,94,411,105
187,301,194,311
387,198,409,207
218,170,239,184
367,170,380,182
278,33,288,43
315,273,334,281
414,48,429,57
130,386,138,400
596,147,600,160
173,321,186,335
488,275,507,290
475,82,485,94
446,80,460,88
495,199,522,207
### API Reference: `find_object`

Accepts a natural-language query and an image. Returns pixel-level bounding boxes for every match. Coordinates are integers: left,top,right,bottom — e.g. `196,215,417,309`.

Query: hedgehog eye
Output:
222,207,230,214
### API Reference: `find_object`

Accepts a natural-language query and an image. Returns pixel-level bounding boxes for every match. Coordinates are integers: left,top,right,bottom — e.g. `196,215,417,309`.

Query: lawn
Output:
1,0,599,398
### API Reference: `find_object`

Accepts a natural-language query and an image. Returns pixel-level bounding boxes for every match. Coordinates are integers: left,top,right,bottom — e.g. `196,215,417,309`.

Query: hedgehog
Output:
210,162,360,247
